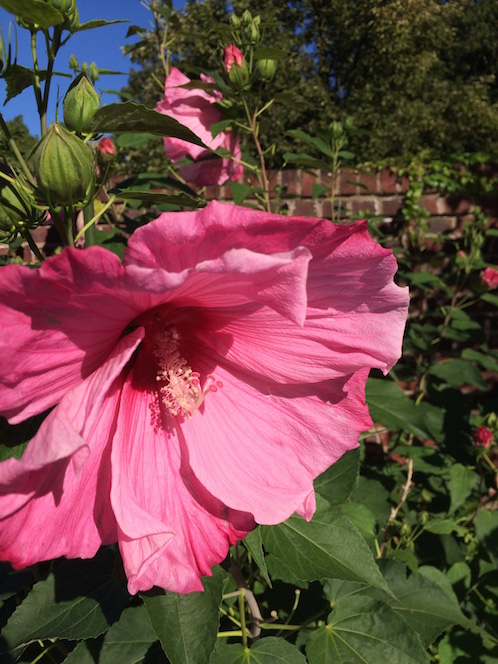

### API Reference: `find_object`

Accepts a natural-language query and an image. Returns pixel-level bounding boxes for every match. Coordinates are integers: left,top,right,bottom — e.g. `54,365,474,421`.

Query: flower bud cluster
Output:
31,123,95,207
0,164,44,242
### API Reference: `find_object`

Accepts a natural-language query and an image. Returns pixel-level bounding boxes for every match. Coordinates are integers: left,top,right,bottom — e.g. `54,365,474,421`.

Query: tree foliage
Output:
123,0,498,166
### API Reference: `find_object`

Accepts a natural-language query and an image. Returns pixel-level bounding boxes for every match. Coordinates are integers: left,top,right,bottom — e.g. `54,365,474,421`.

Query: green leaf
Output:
0,550,129,654
286,129,333,158
111,189,204,208
0,0,62,28
314,447,360,506
87,102,206,147
447,463,478,513
261,497,391,593
3,64,47,103
282,151,330,171
381,562,476,647
306,595,428,664
116,133,160,148
211,637,307,663
97,605,165,664
429,359,487,390
76,19,129,32
475,510,498,567
338,502,378,539
142,565,226,664
243,528,272,586
481,292,498,307
366,378,431,440
461,348,498,372
230,182,259,205
338,150,355,160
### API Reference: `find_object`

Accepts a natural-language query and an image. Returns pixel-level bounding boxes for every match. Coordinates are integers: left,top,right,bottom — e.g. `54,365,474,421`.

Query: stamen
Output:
153,327,221,417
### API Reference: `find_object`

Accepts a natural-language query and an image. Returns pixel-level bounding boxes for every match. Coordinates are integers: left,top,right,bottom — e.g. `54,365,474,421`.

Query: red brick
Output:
420,195,442,215
379,197,403,217
357,171,379,194
396,175,411,194
428,216,457,233
291,199,320,217
351,197,379,217
380,168,398,194
281,169,298,196
338,169,357,195
440,197,474,215
301,170,319,198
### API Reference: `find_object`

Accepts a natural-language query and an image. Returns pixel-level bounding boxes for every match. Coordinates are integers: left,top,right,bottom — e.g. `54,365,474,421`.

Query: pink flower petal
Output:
179,360,372,524
0,247,143,423
111,349,254,594
0,330,143,568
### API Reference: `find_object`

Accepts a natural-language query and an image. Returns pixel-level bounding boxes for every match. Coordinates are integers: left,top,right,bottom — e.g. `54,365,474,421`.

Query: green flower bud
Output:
246,22,260,45
230,13,241,28
63,72,99,133
69,54,79,71
241,10,252,26
229,59,250,90
257,58,276,82
0,164,38,240
31,123,95,207
88,61,99,82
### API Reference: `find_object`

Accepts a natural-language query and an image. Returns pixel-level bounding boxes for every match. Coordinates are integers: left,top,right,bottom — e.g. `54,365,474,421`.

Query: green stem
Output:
238,589,248,649
49,207,68,245
0,114,36,185
30,31,45,135
21,229,44,262
74,195,116,244
242,96,271,212
82,201,96,246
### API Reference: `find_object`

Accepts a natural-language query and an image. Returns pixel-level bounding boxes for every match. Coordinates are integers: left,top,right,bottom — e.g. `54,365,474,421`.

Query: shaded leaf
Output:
243,528,272,586
87,102,206,147
211,637,307,663
429,359,487,390
447,463,478,514
143,565,226,664
282,151,330,171
0,549,129,654
366,378,431,440
261,497,390,593
76,19,129,32
314,447,360,506
0,0,62,28
286,129,332,158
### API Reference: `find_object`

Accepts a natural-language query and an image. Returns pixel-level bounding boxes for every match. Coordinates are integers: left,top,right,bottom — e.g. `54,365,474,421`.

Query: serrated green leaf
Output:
306,595,428,664
366,378,431,440
314,447,360,505
211,637,307,663
338,502,377,538
0,550,129,654
447,463,477,513
3,64,48,103
87,102,206,147
243,528,272,586
261,497,390,593
381,562,476,646
142,565,226,664
0,0,62,28
429,359,487,390
98,605,166,664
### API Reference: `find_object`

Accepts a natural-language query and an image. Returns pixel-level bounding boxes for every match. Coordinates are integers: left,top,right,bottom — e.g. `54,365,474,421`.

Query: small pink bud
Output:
473,425,494,448
223,44,244,72
482,267,498,289
98,137,115,157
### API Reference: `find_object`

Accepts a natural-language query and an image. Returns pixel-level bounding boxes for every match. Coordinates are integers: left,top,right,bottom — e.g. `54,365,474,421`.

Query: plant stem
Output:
242,96,271,212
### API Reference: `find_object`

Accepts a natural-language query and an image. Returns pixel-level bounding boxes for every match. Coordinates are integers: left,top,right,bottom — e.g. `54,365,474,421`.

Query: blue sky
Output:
0,0,185,137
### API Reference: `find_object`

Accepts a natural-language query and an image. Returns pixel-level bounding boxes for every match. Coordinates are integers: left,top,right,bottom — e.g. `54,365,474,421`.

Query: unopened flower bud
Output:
88,61,99,82
69,54,79,71
246,22,260,45
63,72,100,133
241,10,252,26
96,137,115,164
31,123,95,206
473,425,494,448
0,164,38,240
223,44,244,72
230,13,241,28
257,58,276,82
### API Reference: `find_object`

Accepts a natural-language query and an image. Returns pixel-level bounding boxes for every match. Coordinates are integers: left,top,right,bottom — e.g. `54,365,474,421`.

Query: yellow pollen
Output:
153,327,222,417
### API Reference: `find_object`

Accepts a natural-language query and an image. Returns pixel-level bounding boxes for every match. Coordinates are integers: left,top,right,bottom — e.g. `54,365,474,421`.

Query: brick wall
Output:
3,167,498,263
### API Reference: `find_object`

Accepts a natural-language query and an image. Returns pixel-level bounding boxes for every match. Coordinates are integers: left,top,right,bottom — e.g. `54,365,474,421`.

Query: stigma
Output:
153,327,222,417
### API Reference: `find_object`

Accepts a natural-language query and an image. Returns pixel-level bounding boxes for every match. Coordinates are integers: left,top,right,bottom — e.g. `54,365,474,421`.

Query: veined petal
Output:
178,358,372,525
0,247,144,423
110,348,254,595
0,329,143,568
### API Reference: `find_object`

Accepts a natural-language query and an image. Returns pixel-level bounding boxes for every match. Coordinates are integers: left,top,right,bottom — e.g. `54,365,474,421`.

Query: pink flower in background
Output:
0,202,408,594
473,426,494,448
482,267,498,289
223,44,244,71
155,67,243,187
97,137,115,158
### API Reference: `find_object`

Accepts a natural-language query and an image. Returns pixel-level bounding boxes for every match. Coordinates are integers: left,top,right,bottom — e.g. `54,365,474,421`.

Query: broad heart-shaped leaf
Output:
314,447,360,505
306,595,429,664
0,549,129,655
65,605,167,664
87,103,206,148
243,527,272,586
211,637,307,663
380,561,477,647
366,377,431,440
260,497,390,594
142,565,226,664
0,0,62,28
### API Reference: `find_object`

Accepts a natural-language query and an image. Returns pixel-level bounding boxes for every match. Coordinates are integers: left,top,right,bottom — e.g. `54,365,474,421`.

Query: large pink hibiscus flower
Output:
0,202,408,594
